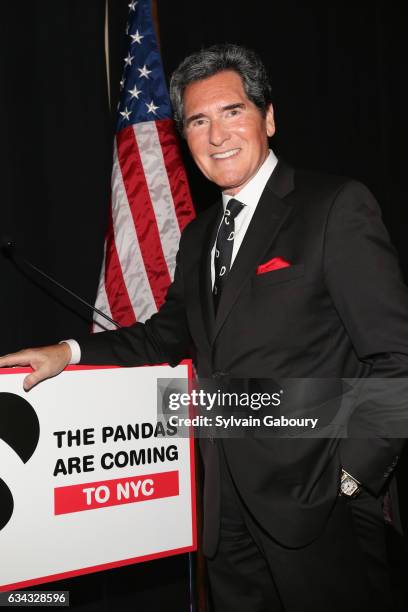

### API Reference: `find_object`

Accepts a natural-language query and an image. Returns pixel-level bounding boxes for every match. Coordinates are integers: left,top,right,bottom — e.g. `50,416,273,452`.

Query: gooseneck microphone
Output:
1,239,121,329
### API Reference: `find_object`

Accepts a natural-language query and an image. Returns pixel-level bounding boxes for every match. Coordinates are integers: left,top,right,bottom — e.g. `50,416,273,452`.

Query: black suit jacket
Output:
79,161,408,556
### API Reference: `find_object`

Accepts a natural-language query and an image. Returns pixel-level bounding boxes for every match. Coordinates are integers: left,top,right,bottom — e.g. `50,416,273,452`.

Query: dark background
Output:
0,0,407,609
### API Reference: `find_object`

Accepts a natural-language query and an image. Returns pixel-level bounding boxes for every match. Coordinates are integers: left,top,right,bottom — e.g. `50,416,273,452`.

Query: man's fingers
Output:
0,350,47,391
0,355,12,367
0,344,72,390
23,372,43,392
0,351,33,368
22,363,55,390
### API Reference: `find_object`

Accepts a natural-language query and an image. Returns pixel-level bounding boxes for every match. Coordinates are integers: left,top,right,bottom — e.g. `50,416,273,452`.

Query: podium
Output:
0,362,196,591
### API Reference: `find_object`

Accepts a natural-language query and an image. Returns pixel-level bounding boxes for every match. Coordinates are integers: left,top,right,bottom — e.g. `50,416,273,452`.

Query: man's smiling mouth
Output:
211,148,241,160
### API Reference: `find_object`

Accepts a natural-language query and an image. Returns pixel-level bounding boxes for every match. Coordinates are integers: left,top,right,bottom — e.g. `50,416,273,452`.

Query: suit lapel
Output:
212,160,295,342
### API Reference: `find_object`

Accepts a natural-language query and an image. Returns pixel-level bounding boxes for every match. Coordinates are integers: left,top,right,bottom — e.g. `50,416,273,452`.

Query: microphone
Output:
1,239,122,329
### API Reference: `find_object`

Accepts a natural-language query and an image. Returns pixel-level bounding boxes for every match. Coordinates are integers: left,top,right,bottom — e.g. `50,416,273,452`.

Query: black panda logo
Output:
0,393,40,530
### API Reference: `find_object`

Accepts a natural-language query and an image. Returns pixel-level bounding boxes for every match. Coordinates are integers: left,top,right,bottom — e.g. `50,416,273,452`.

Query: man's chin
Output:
219,180,246,196
209,173,242,193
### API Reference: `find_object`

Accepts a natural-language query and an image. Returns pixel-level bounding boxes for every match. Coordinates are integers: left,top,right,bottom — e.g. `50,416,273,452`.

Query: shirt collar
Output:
222,149,278,211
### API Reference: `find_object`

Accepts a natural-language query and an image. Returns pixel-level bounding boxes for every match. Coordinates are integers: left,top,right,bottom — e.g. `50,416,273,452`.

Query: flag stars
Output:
120,77,125,90
120,107,132,121
128,85,142,99
146,100,159,115
128,1,137,11
138,64,152,79
130,29,144,44
124,53,134,67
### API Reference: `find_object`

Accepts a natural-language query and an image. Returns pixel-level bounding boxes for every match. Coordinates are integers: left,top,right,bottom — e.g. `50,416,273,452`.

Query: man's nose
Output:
209,119,230,146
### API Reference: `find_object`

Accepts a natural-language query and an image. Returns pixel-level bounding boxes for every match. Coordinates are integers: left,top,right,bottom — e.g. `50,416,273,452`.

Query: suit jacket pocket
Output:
252,263,305,288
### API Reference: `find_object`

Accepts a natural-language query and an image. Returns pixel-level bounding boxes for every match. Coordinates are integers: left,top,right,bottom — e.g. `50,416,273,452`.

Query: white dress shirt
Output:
64,149,278,364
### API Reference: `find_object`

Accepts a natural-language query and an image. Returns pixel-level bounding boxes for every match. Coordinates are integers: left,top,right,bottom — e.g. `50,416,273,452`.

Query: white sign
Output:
0,362,196,591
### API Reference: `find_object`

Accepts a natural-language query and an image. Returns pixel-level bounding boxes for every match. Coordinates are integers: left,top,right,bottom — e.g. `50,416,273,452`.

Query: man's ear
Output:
265,104,275,137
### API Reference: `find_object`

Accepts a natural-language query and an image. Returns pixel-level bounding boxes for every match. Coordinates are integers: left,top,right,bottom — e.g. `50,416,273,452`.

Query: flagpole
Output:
104,0,111,110
151,0,161,53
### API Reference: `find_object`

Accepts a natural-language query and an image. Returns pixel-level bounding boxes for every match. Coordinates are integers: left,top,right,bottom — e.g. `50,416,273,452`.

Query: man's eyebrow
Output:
184,112,206,128
221,103,245,112
184,103,246,128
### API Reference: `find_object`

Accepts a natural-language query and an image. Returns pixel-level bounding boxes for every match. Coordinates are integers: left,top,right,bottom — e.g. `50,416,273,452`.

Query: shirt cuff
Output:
59,340,81,365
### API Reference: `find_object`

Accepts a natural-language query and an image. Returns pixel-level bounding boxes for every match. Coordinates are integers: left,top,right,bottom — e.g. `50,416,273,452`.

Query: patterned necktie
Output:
213,198,244,313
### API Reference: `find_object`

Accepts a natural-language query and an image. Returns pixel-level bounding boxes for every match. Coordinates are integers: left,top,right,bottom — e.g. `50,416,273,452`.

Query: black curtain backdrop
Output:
1,0,407,609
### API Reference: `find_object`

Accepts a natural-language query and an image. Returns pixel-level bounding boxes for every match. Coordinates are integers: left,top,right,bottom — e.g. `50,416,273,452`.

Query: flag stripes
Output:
93,0,195,332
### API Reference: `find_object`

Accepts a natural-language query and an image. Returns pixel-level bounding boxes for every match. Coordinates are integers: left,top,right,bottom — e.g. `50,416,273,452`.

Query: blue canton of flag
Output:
117,0,172,131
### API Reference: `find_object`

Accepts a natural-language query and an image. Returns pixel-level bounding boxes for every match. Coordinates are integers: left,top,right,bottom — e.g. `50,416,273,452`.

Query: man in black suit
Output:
1,44,407,611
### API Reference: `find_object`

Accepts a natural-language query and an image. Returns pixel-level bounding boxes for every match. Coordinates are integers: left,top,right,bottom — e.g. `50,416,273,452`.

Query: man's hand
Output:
0,343,72,391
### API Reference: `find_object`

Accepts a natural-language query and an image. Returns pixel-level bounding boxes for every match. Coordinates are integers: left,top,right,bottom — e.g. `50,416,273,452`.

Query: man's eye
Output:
227,109,241,118
192,118,207,127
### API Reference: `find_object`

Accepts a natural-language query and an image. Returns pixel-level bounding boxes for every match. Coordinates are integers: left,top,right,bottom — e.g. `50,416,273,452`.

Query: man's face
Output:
183,70,275,195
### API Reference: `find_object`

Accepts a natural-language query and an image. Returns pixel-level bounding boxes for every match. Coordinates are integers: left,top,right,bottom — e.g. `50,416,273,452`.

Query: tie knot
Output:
225,198,244,221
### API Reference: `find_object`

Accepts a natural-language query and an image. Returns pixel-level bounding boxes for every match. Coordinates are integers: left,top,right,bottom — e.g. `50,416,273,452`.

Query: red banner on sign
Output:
54,471,179,514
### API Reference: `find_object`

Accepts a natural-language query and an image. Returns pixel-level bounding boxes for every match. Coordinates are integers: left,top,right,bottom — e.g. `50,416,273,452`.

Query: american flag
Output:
93,0,195,331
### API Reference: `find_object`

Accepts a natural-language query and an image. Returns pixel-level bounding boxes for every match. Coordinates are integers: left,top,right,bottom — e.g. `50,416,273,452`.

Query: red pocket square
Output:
256,257,291,275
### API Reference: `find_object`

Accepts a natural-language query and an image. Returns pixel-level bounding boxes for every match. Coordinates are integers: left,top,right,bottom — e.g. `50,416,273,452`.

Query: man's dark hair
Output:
169,43,272,133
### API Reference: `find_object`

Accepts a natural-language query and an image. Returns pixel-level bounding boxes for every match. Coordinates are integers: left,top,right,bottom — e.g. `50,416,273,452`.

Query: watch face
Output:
341,478,358,496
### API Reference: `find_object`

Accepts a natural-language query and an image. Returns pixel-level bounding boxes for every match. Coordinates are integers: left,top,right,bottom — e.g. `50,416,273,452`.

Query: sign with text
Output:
0,362,196,591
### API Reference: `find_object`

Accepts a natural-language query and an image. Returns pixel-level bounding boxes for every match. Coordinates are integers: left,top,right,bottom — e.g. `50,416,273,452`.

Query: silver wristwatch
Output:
340,469,361,498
